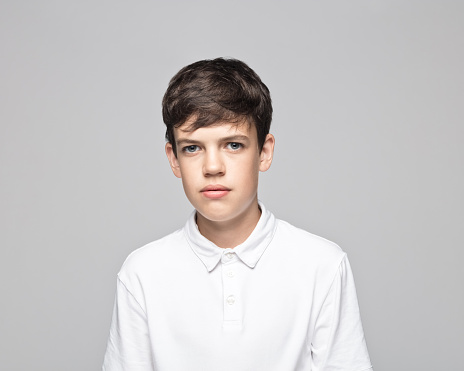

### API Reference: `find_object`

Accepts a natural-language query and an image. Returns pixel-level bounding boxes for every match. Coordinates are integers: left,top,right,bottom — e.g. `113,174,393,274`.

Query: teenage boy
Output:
103,58,373,371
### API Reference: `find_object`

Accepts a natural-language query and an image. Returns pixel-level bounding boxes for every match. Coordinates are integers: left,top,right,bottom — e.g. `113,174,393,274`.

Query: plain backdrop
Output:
1,1,463,370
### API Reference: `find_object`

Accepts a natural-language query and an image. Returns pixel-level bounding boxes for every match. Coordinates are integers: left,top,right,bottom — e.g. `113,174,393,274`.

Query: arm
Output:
102,277,154,371
310,255,373,371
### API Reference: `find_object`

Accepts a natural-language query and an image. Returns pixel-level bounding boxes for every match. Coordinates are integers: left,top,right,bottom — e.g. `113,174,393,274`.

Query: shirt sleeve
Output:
102,276,154,371
310,255,373,371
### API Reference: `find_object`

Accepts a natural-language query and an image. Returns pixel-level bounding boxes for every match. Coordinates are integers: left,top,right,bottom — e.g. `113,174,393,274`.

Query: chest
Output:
144,253,318,346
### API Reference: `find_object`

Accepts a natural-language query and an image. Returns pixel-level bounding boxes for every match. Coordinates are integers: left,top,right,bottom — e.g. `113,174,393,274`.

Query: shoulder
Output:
271,219,346,276
118,228,186,281
275,219,344,258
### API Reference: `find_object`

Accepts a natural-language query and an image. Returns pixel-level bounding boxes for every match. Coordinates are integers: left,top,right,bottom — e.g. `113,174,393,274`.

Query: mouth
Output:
200,184,231,199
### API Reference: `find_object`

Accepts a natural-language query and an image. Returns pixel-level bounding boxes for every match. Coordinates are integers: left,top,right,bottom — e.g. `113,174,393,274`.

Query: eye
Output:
226,142,242,151
183,145,200,153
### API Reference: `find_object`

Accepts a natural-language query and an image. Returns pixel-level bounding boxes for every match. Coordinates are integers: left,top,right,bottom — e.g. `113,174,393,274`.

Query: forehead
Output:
174,119,257,142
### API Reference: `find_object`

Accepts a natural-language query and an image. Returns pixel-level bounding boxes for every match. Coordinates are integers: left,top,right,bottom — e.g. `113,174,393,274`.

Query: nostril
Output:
203,156,225,176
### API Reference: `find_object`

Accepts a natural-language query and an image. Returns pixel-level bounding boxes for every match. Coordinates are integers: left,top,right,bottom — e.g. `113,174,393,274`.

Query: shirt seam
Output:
117,275,148,317
306,252,347,352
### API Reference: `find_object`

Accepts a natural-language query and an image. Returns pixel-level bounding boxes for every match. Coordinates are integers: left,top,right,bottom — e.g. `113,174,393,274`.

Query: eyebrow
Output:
176,135,250,147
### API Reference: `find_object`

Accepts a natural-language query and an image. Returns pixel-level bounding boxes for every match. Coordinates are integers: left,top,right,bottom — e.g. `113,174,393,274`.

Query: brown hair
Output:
162,57,272,155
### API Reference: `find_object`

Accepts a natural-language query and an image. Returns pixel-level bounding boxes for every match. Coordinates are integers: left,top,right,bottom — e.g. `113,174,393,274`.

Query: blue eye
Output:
227,142,242,151
183,145,200,153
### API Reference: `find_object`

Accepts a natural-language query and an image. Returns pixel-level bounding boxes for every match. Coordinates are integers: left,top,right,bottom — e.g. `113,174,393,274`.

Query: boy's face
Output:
165,118,274,224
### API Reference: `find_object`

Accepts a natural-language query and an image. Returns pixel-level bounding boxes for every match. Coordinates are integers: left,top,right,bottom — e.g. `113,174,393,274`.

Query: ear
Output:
165,142,182,178
259,134,275,172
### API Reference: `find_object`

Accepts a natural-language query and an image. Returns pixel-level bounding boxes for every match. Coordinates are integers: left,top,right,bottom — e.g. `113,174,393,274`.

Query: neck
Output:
196,200,262,249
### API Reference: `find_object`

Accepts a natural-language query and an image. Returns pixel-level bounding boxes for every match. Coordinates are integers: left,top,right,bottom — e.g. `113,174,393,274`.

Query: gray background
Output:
1,1,462,370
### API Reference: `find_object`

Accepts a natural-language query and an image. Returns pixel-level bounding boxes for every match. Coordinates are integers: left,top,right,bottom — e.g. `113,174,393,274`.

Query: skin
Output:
165,118,275,249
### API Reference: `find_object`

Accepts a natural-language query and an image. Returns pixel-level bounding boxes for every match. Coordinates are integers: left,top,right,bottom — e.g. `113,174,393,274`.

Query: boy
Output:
103,58,373,371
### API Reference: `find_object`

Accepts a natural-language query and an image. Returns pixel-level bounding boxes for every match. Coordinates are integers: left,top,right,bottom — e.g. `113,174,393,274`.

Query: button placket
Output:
221,250,242,327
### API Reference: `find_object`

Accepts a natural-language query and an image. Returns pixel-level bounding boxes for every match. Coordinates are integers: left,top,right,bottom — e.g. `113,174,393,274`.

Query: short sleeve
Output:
102,277,154,371
310,255,373,371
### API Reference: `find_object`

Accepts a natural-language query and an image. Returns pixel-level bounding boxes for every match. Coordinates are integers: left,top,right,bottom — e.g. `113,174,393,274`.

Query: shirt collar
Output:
183,201,277,272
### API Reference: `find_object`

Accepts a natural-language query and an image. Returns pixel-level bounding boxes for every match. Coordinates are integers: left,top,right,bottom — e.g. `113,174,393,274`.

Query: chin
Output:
196,208,236,223
199,202,257,224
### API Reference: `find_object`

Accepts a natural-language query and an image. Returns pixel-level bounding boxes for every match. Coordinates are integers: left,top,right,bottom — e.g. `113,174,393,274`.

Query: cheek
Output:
178,168,197,194
238,160,260,185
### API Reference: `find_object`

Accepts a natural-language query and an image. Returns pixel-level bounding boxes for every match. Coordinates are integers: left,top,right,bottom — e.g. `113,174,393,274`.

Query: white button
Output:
226,252,234,260
227,271,234,278
226,295,236,305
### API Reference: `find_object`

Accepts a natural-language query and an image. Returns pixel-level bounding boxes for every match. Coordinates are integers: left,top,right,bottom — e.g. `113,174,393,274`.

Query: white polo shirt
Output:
103,203,373,371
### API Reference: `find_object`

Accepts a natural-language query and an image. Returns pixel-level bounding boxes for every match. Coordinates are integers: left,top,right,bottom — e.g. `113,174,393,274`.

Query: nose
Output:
203,150,225,177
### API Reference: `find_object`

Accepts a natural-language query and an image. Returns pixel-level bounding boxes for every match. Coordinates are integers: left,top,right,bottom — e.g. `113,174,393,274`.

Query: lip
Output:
200,184,231,199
